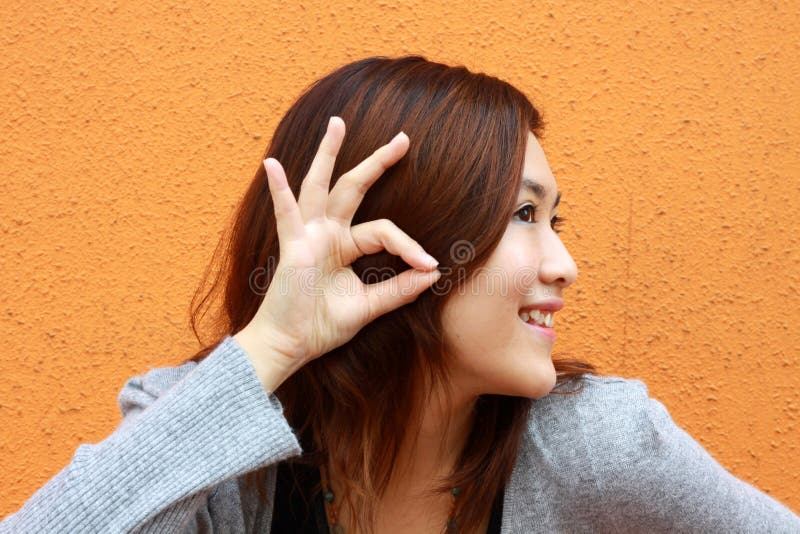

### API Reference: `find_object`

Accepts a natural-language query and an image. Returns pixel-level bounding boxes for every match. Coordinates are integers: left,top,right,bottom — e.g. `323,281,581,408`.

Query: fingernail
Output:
420,252,439,267
392,131,407,143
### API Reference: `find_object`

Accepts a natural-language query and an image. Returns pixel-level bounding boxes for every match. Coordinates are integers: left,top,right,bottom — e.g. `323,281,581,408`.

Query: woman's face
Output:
441,132,578,400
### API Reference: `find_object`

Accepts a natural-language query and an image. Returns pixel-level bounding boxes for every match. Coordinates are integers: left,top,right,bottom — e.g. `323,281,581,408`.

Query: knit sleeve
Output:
0,335,303,533
587,378,800,533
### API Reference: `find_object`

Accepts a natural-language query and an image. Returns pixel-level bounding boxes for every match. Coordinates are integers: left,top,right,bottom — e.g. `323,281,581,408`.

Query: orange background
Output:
2,0,799,517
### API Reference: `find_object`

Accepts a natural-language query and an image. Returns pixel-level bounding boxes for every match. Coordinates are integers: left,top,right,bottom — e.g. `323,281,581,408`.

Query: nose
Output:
538,232,578,289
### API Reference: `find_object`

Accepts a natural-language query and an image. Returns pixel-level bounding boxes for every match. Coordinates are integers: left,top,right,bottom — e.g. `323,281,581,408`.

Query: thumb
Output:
365,268,442,320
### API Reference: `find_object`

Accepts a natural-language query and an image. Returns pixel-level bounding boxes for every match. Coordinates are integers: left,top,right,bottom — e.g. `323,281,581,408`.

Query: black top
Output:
271,460,504,533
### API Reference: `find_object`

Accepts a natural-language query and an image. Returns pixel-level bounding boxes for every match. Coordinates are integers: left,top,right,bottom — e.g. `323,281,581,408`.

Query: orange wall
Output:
2,0,798,517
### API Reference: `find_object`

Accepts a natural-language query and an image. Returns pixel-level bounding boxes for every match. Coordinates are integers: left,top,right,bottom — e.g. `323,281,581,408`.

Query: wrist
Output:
232,325,304,393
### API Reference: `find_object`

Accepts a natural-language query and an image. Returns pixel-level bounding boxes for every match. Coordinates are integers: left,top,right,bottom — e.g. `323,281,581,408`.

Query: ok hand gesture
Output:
234,117,441,389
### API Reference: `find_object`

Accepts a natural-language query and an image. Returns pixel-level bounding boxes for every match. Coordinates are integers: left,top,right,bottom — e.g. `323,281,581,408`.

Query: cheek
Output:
441,272,522,360
488,241,539,298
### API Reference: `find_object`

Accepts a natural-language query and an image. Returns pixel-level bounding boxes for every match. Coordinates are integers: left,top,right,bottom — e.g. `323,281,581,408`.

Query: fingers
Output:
298,117,346,222
350,218,439,271
366,268,442,321
327,131,410,224
263,158,306,250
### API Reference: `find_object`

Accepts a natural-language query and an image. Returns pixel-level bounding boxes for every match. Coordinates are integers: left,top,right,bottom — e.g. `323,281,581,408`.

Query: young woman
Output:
2,55,798,533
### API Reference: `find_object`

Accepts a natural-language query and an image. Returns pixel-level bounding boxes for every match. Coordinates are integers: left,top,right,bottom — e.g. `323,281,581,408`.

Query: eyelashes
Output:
513,203,566,234
551,215,566,234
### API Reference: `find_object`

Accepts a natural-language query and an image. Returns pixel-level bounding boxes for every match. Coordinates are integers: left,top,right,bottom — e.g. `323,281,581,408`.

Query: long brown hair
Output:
185,55,601,533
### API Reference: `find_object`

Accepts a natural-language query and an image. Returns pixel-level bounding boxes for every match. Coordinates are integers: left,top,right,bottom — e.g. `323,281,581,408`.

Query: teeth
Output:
518,309,554,328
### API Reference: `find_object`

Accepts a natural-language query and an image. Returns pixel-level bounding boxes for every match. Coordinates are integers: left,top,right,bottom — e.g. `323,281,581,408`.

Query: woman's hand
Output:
233,117,441,390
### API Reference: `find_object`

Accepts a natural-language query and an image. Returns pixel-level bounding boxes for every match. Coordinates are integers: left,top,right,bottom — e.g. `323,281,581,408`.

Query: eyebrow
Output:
521,177,561,210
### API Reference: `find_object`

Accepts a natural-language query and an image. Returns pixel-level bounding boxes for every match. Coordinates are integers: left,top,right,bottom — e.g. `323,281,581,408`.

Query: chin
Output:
488,364,557,399
521,361,558,399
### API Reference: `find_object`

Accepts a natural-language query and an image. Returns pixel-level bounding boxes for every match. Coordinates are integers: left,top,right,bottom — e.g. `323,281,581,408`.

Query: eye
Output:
514,203,536,223
513,203,566,235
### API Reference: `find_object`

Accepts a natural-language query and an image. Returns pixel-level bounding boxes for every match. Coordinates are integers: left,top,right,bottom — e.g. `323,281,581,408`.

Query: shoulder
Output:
525,373,677,468
522,381,800,530
523,372,713,502
528,372,652,429
116,358,199,422
509,374,667,519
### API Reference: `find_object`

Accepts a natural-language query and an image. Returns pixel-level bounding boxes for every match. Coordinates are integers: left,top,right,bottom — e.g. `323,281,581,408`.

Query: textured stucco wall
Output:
2,0,799,518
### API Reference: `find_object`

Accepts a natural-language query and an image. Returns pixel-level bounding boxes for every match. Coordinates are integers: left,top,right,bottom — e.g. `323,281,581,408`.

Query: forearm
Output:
0,336,302,532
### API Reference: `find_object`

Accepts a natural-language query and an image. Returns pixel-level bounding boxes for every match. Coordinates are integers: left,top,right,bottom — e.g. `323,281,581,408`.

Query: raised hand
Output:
233,117,441,391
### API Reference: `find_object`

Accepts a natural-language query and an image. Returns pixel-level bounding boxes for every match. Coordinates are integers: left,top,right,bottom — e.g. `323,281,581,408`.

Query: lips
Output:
518,298,564,315
518,300,561,341
520,314,557,341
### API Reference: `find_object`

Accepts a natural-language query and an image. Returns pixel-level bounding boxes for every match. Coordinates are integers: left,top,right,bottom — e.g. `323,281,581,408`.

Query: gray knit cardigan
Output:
2,335,799,533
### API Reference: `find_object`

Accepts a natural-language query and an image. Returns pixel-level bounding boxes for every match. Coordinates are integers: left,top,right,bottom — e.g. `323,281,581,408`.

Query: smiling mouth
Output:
518,309,554,328
518,310,557,341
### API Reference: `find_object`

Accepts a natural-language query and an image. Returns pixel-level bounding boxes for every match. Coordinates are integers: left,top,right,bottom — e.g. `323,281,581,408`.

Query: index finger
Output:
326,131,409,225
297,116,346,222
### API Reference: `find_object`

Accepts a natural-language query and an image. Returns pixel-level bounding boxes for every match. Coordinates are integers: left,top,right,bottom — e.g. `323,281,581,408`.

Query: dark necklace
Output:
318,463,461,533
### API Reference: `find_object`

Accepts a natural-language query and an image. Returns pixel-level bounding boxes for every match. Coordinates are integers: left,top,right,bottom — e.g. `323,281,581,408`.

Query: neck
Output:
321,369,481,532
390,370,479,495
